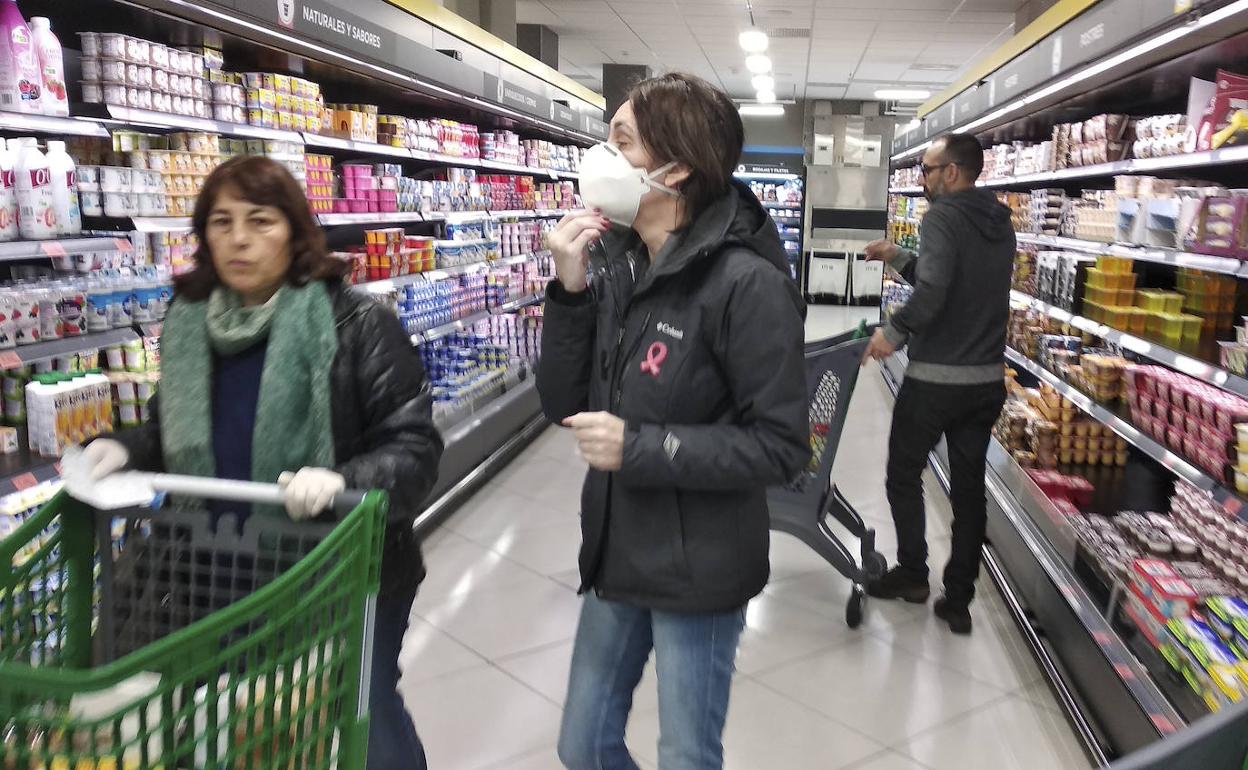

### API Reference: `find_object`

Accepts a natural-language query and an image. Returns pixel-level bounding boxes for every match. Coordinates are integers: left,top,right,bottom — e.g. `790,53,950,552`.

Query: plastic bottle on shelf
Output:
28,17,64,117
0,0,42,114
45,140,79,236
14,137,53,240
0,138,15,242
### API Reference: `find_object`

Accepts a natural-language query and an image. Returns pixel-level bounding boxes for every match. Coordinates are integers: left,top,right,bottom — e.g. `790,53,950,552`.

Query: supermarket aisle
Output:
399,308,1090,770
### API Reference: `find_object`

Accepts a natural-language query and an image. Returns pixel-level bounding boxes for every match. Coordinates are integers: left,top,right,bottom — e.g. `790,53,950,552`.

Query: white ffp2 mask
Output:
578,143,680,226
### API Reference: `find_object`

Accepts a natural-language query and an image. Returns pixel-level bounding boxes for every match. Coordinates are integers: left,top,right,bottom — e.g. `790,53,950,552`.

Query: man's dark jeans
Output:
885,376,1007,607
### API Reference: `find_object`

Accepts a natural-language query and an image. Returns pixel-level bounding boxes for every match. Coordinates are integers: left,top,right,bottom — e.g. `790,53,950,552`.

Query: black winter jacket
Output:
538,180,810,613
112,282,443,597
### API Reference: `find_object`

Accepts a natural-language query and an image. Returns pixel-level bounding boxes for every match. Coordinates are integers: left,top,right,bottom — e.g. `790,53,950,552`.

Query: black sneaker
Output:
866,566,930,603
934,596,973,635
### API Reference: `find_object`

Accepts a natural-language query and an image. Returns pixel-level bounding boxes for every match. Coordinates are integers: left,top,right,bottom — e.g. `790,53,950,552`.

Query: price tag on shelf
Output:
114,238,133,253
12,472,38,491
40,242,66,259
0,351,22,370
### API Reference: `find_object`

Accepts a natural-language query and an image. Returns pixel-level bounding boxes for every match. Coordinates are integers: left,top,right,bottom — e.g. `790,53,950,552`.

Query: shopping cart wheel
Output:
846,585,865,629
864,551,888,582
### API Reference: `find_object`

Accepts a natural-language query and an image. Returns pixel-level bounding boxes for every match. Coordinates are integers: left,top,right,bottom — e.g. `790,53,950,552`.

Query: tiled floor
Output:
398,303,1091,770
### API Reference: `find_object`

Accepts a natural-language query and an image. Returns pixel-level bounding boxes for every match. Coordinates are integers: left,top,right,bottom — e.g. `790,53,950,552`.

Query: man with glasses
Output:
861,132,1015,635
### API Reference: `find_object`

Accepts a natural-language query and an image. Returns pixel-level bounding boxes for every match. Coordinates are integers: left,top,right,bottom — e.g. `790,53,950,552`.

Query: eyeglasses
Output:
918,162,953,177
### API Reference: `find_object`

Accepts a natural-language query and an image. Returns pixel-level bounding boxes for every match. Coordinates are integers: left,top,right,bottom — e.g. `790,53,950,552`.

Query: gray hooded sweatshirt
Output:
883,187,1015,384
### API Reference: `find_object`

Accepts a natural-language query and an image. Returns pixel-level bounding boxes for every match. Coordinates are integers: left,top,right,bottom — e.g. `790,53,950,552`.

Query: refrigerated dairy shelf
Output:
1005,346,1244,511
1009,290,1248,399
1014,233,1248,278
0,328,141,372
413,294,543,345
0,237,132,262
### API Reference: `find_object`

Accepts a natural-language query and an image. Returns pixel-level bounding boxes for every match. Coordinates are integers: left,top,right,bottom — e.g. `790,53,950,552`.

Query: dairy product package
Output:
28,16,64,116
0,0,42,113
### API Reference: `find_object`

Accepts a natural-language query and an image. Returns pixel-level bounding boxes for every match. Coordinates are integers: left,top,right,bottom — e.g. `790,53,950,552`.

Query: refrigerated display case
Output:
0,0,603,516
736,156,805,282
885,1,1248,765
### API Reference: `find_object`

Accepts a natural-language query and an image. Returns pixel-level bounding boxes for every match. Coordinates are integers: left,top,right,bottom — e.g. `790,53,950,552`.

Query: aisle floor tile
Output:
868,603,1044,691
627,678,884,770
736,595,860,675
1018,678,1069,715
413,537,551,616
897,694,1092,770
479,747,563,770
762,569,929,633
448,484,579,545
496,640,660,712
486,521,583,576
404,664,562,770
757,634,1007,745
843,749,933,770
418,579,583,660
399,616,485,685
769,531,844,583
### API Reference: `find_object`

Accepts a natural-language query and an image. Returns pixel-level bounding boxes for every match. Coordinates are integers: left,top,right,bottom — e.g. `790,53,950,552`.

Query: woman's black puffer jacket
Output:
538,179,810,613
113,282,444,597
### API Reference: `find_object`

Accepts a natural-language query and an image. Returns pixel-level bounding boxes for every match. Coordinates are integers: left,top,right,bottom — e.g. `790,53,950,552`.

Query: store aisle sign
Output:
234,0,396,59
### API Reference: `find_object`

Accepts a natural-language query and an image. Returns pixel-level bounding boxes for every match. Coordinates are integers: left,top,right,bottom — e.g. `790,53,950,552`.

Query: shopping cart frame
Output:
768,325,888,628
0,477,384,770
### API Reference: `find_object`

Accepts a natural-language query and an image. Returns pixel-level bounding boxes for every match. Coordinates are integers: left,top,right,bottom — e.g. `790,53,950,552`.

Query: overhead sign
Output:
551,103,578,129
582,115,608,140
234,0,396,60
1050,0,1142,74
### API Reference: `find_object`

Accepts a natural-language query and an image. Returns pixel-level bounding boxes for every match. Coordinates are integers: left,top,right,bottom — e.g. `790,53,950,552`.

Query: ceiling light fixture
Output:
751,75,775,92
874,88,931,101
756,90,776,104
739,104,785,117
745,54,772,74
738,28,769,53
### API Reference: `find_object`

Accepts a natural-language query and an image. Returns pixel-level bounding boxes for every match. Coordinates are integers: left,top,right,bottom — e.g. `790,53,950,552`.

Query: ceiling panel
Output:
519,0,1020,101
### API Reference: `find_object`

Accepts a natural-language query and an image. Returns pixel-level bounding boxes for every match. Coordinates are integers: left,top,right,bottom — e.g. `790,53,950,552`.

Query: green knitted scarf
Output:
159,283,339,513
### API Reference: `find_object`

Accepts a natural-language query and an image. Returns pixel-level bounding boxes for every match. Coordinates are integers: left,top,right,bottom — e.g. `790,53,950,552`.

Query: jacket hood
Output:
601,178,792,285
931,188,1014,242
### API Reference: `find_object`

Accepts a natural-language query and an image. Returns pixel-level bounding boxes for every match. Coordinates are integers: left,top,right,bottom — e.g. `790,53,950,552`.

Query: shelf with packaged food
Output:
1004,346,1243,511
0,112,110,138
1010,290,1248,400
1014,233,1248,278
79,104,306,144
0,237,134,263
0,327,141,372
318,212,429,227
411,293,543,345
360,253,541,294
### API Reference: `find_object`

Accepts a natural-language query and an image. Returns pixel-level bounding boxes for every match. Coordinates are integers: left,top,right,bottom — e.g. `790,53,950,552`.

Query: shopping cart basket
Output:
0,476,384,769
769,323,888,628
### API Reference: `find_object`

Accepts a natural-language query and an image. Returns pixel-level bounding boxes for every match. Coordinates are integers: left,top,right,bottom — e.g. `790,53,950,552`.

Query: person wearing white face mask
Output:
538,73,809,770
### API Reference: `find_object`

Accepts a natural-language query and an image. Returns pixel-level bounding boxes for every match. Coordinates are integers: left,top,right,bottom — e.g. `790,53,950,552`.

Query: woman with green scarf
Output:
80,156,443,770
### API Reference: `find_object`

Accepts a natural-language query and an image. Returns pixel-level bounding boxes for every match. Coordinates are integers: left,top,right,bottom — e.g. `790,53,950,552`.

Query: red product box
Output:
1125,583,1169,648
1130,559,1201,618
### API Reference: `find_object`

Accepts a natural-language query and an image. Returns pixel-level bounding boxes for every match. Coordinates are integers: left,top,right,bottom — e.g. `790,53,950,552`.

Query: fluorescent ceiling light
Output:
752,75,775,92
745,54,772,74
739,28,769,53
874,88,931,101
740,104,785,117
756,90,776,104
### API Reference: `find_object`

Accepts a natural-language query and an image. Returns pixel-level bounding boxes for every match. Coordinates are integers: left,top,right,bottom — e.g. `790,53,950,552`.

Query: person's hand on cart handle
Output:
278,467,346,521
80,438,131,480
862,328,898,367
550,209,611,294
864,239,900,265
564,412,626,472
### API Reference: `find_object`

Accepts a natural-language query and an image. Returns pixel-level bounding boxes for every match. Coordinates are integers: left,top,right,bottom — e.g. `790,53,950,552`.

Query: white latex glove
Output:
80,439,131,480
277,467,345,521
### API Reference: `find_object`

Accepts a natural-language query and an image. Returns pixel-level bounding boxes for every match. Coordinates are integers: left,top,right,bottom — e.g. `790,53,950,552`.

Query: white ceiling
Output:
517,0,1023,104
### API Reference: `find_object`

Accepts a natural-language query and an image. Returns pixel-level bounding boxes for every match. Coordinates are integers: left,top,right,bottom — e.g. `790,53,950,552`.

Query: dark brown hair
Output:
627,72,745,223
174,156,348,301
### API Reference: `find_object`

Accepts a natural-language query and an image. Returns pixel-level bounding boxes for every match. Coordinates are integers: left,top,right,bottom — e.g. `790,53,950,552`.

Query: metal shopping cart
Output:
0,476,383,769
768,323,888,629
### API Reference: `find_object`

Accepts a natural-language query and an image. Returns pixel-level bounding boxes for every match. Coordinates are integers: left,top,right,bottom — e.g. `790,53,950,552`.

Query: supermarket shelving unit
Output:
0,0,605,518
887,1,1248,765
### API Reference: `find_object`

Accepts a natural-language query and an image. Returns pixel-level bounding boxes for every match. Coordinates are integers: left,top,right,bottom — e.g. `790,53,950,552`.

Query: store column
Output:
603,64,651,121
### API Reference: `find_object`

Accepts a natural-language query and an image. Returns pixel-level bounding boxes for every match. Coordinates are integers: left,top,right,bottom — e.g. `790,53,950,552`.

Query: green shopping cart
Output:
0,475,385,770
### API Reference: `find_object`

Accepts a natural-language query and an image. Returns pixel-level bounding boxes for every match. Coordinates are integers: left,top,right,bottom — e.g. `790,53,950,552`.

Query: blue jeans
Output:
367,590,427,770
558,593,746,770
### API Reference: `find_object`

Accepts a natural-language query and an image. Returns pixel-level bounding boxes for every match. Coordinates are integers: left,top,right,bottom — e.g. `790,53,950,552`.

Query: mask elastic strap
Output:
644,161,682,197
